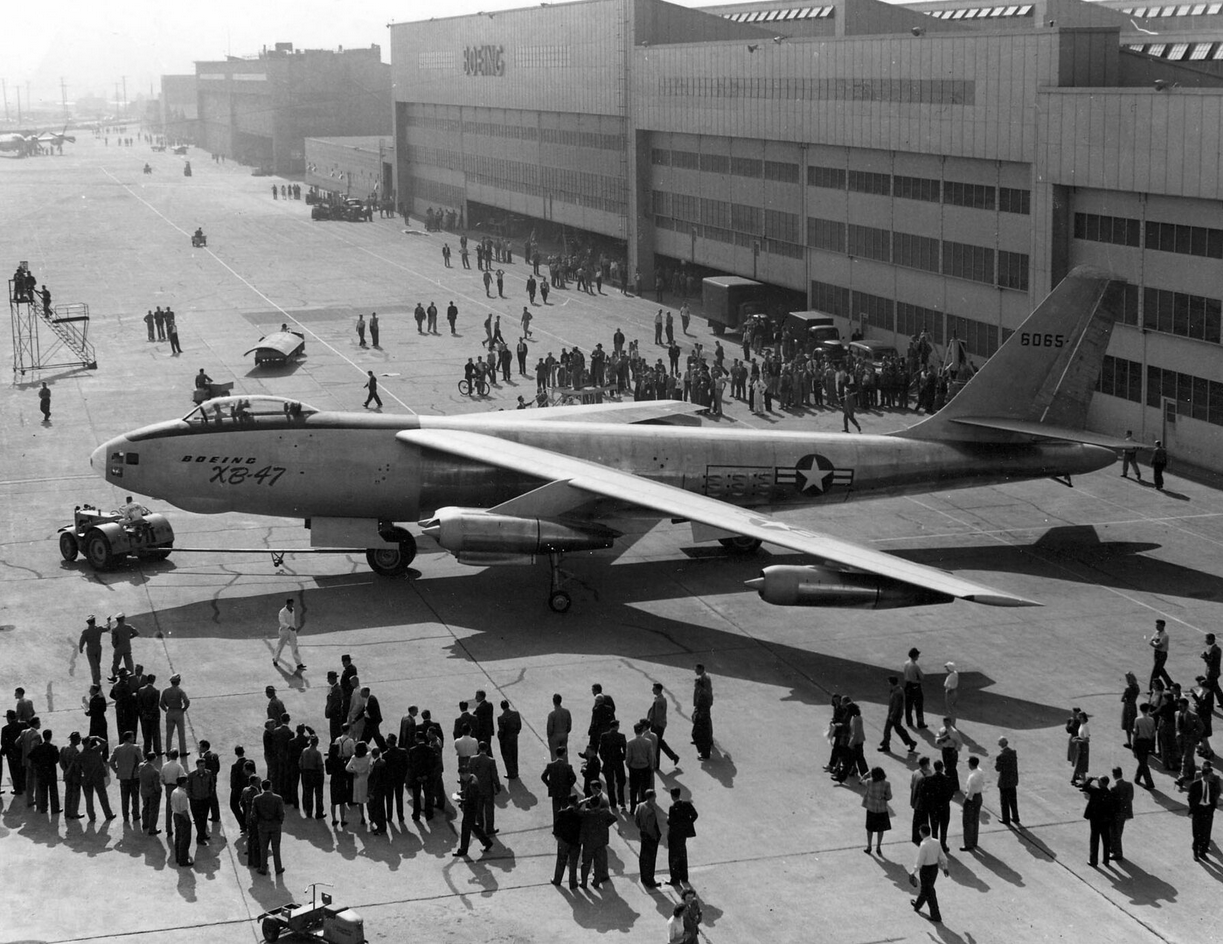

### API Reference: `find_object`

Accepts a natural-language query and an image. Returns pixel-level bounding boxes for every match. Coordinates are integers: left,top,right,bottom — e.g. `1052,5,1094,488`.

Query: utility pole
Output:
2,79,8,123
60,77,68,120
114,82,120,116
16,84,21,124
121,75,127,116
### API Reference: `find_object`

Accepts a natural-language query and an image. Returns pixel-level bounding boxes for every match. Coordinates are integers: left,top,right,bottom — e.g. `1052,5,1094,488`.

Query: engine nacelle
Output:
420,507,619,556
745,565,955,610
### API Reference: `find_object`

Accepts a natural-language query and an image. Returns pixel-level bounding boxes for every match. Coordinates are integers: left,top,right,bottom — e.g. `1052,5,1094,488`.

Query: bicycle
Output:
458,377,490,397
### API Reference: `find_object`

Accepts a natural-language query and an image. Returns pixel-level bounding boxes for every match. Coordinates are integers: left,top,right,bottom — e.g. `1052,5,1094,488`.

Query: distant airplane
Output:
91,267,1128,612
0,123,75,156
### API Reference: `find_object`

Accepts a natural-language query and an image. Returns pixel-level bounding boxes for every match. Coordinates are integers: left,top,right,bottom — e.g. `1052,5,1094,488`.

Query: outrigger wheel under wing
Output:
398,429,1037,611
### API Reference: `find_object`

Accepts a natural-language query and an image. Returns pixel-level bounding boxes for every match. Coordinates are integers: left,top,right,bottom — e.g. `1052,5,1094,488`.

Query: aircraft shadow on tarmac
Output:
890,525,1222,602
125,558,1067,731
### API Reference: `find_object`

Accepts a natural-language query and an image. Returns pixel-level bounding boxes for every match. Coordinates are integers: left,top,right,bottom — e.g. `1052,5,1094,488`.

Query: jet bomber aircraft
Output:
91,267,1125,612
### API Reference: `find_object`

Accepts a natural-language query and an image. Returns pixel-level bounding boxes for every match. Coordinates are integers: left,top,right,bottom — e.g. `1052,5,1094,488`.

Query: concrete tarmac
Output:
2,137,1222,943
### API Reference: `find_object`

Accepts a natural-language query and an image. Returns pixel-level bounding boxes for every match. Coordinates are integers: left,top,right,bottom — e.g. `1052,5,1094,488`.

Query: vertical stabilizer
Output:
896,266,1125,442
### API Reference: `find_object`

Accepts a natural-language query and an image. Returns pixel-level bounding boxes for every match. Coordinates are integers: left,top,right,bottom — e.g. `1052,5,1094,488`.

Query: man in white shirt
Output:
943,662,960,720
273,598,305,672
910,823,949,922
960,756,986,851
171,776,193,866
160,749,187,841
454,725,479,777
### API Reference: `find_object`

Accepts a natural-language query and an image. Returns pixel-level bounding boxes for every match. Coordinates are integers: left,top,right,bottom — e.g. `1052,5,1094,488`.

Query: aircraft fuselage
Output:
94,410,1116,524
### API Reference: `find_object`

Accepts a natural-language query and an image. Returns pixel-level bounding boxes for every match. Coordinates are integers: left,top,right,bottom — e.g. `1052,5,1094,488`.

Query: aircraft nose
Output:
90,437,121,479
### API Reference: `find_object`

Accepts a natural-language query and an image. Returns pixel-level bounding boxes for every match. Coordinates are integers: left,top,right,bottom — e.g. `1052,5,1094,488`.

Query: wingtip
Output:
963,593,1042,608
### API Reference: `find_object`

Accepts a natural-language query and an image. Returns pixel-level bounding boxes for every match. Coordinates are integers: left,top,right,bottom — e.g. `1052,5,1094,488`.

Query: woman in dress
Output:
862,766,892,855
1121,671,1140,749
345,741,371,827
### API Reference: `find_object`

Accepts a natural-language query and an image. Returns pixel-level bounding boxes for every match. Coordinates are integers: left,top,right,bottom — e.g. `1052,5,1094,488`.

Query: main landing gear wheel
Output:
547,551,575,613
261,917,282,942
366,533,417,576
84,530,113,570
718,536,763,554
59,532,80,562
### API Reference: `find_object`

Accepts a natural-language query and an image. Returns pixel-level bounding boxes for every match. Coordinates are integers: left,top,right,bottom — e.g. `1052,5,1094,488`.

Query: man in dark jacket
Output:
408,731,434,821
383,734,409,824
29,729,61,814
667,787,698,886
550,794,583,888
542,747,577,822
578,782,616,888
452,771,493,857
598,720,628,812
995,737,1021,826
1082,775,1117,866
251,780,286,875
135,674,162,755
497,700,522,779
468,742,502,834
473,690,495,748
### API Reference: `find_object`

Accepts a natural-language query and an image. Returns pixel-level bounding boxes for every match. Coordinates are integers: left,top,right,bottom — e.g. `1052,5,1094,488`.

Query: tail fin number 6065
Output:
1020,332,1065,348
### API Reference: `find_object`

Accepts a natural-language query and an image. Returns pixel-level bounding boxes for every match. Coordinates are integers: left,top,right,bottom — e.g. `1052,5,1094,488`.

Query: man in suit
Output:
1109,766,1134,860
598,720,628,812
578,781,616,888
547,694,572,760
633,788,665,888
473,690,495,748
666,787,698,886
408,731,434,821
496,700,521,779
1189,761,1221,860
135,673,162,756
452,771,493,858
550,794,583,888
467,742,502,834
361,687,385,750
453,701,477,742
995,737,1020,826
1082,775,1116,867
251,780,286,875
324,671,344,741
542,746,577,821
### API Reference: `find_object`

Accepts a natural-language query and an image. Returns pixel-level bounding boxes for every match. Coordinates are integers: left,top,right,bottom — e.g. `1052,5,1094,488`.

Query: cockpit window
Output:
183,395,317,427
125,453,140,465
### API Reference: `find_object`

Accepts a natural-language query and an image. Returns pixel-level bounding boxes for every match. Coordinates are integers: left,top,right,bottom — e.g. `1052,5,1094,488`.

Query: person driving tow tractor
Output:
119,495,154,540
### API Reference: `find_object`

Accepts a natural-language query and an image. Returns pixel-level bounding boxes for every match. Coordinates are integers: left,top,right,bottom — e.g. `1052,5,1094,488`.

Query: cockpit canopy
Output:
183,395,318,426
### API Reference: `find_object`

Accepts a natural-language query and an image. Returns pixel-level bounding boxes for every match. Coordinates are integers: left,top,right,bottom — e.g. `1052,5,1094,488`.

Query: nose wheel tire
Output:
366,535,417,576
59,532,80,562
260,918,282,942
549,591,572,613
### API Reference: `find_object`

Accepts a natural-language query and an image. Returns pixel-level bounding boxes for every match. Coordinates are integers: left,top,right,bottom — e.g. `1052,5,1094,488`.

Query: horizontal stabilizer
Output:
950,417,1148,450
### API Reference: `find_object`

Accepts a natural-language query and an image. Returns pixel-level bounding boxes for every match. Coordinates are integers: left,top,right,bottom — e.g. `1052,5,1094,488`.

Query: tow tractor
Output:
256,883,366,943
59,503,174,570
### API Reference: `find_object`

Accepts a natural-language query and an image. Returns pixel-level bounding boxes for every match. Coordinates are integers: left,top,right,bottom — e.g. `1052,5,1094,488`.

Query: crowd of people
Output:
2,608,716,941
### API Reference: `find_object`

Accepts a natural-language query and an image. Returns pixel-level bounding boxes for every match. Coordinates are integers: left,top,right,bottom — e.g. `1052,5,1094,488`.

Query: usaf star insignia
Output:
774,454,854,494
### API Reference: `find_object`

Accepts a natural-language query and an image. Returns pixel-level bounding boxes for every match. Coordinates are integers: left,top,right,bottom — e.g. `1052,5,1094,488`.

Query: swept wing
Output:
398,428,1036,607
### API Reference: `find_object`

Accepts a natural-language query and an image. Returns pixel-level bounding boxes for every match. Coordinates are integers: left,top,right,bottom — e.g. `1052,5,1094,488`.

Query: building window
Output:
732,203,762,234
731,156,762,178
671,150,699,170
672,193,699,222
1119,282,1140,326
699,153,730,174
699,197,731,229
897,302,944,344
997,250,1029,291
1144,220,1223,258
848,223,890,262
893,231,940,272
764,208,800,244
1073,212,1141,247
894,175,940,203
807,165,846,189
847,169,891,196
764,160,800,183
651,191,672,216
942,240,995,284
1146,365,1223,425
943,181,996,210
1097,354,1144,403
946,313,999,357
1142,287,1223,343
811,279,850,317
851,290,895,333
999,187,1031,215
808,217,846,253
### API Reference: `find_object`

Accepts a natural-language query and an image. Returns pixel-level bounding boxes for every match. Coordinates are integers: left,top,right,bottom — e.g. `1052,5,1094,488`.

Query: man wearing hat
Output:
880,676,917,754
60,731,84,818
902,648,927,730
109,669,138,747
160,674,190,756
78,616,105,687
324,672,344,741
994,736,1020,826
274,598,306,673
1151,438,1168,491
135,673,162,756
108,613,139,681
943,662,960,721
265,686,285,723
